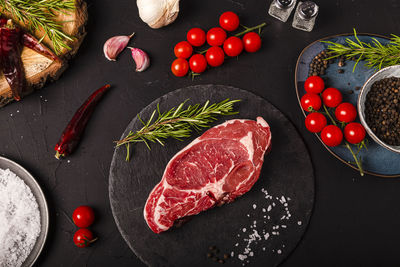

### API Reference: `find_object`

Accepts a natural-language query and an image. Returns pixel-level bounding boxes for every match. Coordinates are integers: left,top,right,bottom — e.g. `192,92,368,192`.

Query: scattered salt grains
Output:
0,168,41,267
233,187,303,265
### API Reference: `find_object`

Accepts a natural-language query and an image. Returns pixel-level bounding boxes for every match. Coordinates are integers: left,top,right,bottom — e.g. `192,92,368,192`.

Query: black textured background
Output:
0,0,399,266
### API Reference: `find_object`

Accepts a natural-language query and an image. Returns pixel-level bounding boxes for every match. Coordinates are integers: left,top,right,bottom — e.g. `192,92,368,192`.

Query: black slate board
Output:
109,85,314,267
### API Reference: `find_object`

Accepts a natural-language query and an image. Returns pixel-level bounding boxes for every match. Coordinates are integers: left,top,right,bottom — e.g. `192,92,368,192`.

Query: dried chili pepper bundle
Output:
0,17,60,101
55,84,111,159
0,20,25,100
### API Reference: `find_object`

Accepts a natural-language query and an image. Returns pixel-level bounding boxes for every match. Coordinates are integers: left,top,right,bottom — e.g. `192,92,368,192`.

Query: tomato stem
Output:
234,22,267,37
322,103,364,176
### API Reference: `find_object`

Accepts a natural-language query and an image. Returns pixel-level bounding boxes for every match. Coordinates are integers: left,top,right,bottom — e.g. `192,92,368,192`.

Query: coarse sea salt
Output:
0,168,41,267
232,187,303,265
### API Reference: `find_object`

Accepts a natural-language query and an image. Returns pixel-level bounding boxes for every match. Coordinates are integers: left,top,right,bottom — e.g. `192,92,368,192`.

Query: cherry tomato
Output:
301,93,322,112
344,122,366,144
219,11,240,32
72,206,95,228
335,102,357,123
206,46,225,67
322,87,343,108
187,28,206,47
189,54,207,73
73,228,96,248
305,112,327,133
174,41,193,59
321,125,343,147
242,32,262,53
171,58,189,77
206,27,227,46
304,76,325,94
223,36,243,57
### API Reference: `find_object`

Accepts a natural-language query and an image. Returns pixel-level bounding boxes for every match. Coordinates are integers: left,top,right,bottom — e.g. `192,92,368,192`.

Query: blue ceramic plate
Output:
295,34,400,177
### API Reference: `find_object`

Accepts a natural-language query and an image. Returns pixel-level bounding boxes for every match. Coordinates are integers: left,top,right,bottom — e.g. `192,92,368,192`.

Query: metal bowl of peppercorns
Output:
358,65,400,154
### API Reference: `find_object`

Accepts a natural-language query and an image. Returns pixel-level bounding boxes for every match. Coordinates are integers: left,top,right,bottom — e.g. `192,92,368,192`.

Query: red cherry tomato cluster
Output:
72,206,97,248
302,76,366,146
171,11,263,77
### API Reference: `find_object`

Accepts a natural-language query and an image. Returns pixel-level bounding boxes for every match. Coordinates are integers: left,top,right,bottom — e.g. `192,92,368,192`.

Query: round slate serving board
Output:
109,85,314,267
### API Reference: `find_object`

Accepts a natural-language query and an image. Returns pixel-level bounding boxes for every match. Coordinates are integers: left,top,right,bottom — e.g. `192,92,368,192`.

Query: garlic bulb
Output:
137,0,179,29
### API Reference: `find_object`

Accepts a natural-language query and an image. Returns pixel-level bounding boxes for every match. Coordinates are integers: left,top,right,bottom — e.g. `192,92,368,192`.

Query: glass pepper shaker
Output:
292,1,319,32
268,0,297,22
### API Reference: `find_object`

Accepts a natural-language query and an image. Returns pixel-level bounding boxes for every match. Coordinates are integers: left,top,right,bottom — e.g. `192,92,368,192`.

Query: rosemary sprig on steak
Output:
116,99,241,161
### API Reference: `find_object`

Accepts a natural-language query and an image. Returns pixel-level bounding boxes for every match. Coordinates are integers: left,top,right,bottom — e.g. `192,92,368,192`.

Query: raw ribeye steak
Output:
144,117,272,234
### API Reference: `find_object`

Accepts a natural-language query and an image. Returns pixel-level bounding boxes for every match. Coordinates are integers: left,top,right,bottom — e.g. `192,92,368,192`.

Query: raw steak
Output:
144,117,272,234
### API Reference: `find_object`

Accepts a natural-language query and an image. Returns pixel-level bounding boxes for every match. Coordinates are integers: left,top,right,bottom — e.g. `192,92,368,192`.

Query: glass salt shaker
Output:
292,1,319,32
268,0,297,22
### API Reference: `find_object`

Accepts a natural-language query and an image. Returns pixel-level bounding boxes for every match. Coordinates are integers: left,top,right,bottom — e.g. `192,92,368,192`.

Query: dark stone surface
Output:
0,0,400,266
109,85,314,266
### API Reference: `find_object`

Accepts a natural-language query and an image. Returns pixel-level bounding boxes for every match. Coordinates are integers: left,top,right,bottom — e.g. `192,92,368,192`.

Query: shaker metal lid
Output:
275,0,295,9
299,1,318,19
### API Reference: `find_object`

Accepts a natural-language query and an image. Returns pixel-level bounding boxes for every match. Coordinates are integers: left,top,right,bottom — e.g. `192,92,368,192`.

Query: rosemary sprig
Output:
116,99,241,161
0,0,75,54
322,29,400,71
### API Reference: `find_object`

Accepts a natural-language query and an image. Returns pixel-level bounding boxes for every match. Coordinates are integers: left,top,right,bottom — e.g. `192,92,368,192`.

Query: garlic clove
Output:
137,0,179,29
128,47,150,72
103,33,135,61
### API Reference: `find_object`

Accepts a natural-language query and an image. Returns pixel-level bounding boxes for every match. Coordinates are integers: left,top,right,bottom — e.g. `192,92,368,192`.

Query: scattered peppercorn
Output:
207,253,213,258
308,50,332,77
338,69,344,74
355,86,361,91
365,77,400,146
223,254,230,259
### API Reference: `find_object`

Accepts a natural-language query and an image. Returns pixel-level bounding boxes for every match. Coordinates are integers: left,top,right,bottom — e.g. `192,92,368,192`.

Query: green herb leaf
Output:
116,99,241,161
0,0,75,55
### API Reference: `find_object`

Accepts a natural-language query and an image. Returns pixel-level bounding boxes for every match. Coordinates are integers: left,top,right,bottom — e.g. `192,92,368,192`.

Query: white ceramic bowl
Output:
358,65,400,154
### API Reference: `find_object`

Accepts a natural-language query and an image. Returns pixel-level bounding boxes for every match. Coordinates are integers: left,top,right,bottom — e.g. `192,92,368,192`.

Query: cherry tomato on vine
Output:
305,112,327,133
242,32,262,53
223,36,243,57
189,54,207,73
72,206,95,228
73,228,96,248
206,27,227,46
335,102,357,123
187,28,206,47
322,87,343,108
219,11,240,31
321,125,343,147
344,122,366,144
304,76,325,94
174,41,193,59
206,46,225,67
301,93,322,112
171,58,189,77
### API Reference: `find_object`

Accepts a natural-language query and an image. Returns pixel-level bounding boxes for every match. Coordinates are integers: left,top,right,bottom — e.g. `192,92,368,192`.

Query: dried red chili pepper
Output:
22,32,60,62
0,20,24,101
55,84,111,159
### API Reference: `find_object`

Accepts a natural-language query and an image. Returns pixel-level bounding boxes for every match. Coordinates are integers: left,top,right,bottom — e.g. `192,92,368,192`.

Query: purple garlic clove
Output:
103,33,135,61
128,47,150,72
